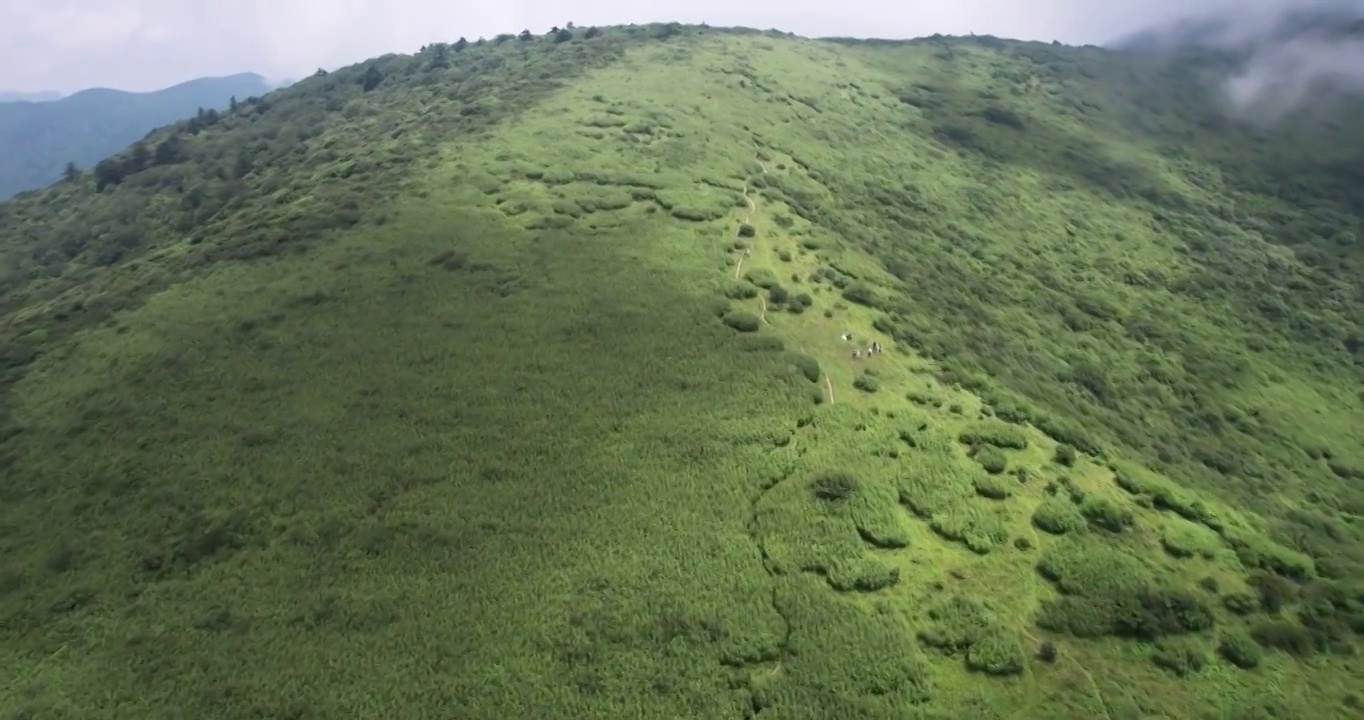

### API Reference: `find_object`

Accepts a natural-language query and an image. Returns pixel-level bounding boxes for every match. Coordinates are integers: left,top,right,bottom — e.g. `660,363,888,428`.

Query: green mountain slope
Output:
2,24,1362,719
0,73,271,199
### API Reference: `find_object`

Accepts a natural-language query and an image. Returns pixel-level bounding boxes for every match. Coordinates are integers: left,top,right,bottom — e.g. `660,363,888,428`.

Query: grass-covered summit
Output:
1,22,1362,720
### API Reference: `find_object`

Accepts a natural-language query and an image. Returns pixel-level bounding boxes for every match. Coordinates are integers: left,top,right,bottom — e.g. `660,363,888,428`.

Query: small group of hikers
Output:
841,331,881,359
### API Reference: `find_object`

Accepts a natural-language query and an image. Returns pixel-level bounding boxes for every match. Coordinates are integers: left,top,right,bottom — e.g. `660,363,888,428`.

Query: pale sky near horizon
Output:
0,0,1346,93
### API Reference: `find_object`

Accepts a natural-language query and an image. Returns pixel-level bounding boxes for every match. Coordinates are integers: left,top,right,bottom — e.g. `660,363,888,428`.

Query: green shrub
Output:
974,474,1012,500
790,353,821,383
745,267,780,289
721,311,761,332
670,205,724,221
1160,523,1220,559
738,335,785,352
841,281,880,307
1222,591,1259,615
1032,498,1086,535
974,447,1007,475
1250,621,1314,656
827,557,900,592
853,373,879,393
1248,571,1297,613
723,280,759,299
1081,497,1135,533
1113,587,1215,639
1218,630,1263,669
768,285,789,304
1054,443,1077,466
811,472,858,502
918,596,1025,676
929,505,1008,554
959,420,1030,449
777,249,793,262
737,223,756,237
1151,638,1208,676
966,633,1025,676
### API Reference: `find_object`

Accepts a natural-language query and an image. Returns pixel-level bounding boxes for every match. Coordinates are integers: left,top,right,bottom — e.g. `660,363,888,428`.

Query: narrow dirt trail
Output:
734,161,766,279
738,155,831,403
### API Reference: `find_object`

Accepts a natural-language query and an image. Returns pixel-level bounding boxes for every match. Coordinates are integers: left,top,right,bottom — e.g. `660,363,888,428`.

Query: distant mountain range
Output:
0,90,63,102
0,72,271,199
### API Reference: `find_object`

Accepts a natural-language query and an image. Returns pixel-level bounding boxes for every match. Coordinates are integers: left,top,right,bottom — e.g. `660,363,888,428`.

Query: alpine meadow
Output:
2,21,1364,720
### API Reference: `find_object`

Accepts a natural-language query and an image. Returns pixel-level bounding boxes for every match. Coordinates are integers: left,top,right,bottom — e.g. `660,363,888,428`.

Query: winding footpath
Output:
737,154,832,403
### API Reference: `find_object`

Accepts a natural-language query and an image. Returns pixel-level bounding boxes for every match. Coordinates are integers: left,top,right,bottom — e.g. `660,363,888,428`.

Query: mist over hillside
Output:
1110,0,1364,121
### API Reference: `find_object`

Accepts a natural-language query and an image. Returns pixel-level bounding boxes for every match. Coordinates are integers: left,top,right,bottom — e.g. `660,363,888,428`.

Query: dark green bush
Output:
721,311,761,332
723,280,759,299
1081,497,1134,533
811,472,857,503
1218,630,1263,669
974,474,1012,500
1250,621,1314,656
853,373,879,393
1248,571,1297,613
958,420,1030,449
737,223,756,237
1112,587,1215,639
1151,639,1207,676
744,268,780,289
974,447,1007,475
841,281,880,307
790,353,821,383
1054,443,1077,466
1222,591,1259,615
966,634,1025,676
1032,498,1086,535
768,285,789,304
738,335,785,352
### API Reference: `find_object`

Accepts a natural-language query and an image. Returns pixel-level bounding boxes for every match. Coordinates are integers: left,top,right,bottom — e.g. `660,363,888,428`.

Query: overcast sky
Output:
0,0,1330,92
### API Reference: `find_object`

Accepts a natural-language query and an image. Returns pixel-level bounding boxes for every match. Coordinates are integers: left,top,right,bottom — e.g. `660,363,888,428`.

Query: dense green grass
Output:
2,22,1363,719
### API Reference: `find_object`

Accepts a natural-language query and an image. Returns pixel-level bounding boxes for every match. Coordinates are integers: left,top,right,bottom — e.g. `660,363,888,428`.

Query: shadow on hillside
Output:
911,87,1196,215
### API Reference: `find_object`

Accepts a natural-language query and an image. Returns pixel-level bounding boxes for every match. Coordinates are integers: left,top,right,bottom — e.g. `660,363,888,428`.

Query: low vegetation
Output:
0,19,1361,720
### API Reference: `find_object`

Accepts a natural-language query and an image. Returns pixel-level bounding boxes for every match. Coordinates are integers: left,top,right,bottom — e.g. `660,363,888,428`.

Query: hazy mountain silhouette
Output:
0,72,270,198
0,90,64,102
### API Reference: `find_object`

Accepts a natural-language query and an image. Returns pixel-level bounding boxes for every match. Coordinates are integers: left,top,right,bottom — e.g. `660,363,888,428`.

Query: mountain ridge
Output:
0,72,271,199
0,90,63,103
0,22,1361,719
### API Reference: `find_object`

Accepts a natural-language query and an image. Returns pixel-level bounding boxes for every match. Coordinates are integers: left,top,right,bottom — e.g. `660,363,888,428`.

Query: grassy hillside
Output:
0,73,271,199
1,23,1362,719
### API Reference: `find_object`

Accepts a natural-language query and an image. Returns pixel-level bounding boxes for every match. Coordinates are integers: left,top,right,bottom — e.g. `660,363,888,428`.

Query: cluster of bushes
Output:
917,596,1026,676
1034,543,1214,640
